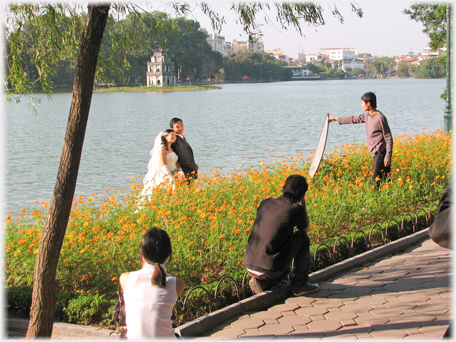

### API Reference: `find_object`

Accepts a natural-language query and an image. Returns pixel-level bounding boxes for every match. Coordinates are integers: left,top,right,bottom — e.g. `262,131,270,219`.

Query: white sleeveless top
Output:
123,263,177,339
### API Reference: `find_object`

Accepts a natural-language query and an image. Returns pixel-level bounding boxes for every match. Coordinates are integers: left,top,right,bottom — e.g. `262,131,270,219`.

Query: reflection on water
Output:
4,78,446,212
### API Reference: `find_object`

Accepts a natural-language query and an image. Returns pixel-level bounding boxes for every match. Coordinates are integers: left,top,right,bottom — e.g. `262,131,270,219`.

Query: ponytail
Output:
140,227,172,288
151,263,167,288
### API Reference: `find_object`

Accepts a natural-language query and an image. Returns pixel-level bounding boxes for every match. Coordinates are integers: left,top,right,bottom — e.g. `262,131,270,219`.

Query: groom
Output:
170,117,198,181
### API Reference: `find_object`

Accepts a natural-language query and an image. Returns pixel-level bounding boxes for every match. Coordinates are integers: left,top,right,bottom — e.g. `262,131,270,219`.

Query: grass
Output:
93,85,220,92
4,128,451,325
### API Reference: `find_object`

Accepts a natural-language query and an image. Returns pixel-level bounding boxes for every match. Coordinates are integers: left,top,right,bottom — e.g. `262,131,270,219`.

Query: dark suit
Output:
172,135,197,179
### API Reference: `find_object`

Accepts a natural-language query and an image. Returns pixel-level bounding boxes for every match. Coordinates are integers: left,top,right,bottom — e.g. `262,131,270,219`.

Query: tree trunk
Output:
26,4,110,338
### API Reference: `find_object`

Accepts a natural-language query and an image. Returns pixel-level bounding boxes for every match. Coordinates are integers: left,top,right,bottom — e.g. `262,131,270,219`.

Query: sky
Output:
185,1,432,59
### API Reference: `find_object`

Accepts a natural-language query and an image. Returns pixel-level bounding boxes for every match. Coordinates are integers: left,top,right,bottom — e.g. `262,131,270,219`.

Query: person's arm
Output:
299,197,310,233
175,277,186,297
381,117,393,167
119,272,130,291
175,161,184,181
329,114,366,125
159,146,172,178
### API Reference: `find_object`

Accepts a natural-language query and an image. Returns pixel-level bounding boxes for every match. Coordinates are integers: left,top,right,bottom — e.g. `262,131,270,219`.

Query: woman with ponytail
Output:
119,227,186,338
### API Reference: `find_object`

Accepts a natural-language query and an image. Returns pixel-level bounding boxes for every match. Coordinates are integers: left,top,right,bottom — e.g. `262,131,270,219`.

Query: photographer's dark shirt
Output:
243,196,307,273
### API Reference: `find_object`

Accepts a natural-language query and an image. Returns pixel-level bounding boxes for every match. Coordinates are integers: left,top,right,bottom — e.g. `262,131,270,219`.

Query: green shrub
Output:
64,294,115,327
6,285,32,318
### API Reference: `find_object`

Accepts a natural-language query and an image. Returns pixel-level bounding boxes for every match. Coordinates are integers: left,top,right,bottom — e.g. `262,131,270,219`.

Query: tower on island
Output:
146,49,177,87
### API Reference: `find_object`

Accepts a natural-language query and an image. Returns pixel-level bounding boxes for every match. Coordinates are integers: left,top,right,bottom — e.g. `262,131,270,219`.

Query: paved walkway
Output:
198,238,452,339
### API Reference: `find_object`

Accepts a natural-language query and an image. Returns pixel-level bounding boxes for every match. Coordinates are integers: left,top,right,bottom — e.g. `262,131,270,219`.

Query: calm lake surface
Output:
4,78,447,214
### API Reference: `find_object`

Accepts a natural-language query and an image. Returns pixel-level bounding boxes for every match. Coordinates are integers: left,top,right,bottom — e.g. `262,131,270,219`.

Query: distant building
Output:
232,40,248,54
342,58,365,72
146,50,177,87
319,48,359,61
206,34,232,57
305,53,322,63
232,39,264,54
419,46,444,60
265,48,283,56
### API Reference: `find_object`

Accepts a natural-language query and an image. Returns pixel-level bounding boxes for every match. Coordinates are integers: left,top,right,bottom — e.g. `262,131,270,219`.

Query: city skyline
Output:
189,1,433,59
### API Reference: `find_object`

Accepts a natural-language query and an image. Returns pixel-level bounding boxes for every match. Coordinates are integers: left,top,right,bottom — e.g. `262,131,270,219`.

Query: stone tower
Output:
146,49,177,87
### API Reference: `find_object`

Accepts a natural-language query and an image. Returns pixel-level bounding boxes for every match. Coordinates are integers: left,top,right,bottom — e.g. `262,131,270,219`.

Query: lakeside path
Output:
195,237,451,339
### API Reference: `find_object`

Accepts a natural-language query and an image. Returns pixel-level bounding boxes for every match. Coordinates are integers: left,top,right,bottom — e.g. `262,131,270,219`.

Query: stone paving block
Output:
258,323,295,335
230,318,265,330
340,304,363,313
368,307,407,316
248,311,283,320
414,301,430,307
383,301,417,309
239,329,275,338
353,333,375,338
267,302,300,312
308,297,330,306
399,313,438,323
384,315,406,323
337,325,374,335
288,330,326,338
354,296,387,305
284,296,314,306
277,314,312,326
354,314,389,326
321,283,346,291
295,306,329,316
324,310,357,322
381,283,415,292
370,304,387,310
340,319,358,327
306,319,342,332
309,289,332,297
325,334,358,339
384,320,423,330
342,286,375,295
327,306,345,312
439,291,452,298
427,298,451,306
418,325,448,337
397,293,430,302
403,332,434,339
280,310,297,316
369,329,408,338
414,306,449,316
327,293,358,301
209,328,247,338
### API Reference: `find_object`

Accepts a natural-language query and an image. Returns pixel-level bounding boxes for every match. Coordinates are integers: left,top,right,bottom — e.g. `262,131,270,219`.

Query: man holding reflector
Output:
328,92,393,188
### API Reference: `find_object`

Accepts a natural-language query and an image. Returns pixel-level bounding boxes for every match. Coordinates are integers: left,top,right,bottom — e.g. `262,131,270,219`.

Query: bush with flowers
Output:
4,129,451,327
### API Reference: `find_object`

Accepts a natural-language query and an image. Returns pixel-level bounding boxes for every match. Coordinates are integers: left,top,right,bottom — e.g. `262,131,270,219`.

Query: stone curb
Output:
7,228,430,339
6,318,121,339
174,228,430,337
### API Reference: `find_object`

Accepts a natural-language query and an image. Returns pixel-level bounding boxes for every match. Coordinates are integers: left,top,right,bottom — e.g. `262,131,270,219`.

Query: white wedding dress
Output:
141,151,179,197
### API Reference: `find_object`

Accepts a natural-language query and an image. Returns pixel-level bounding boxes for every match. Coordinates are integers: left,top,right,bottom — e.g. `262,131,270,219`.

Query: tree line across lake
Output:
6,10,445,89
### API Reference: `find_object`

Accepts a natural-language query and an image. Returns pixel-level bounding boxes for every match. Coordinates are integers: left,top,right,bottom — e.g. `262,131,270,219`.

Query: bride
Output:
141,129,184,197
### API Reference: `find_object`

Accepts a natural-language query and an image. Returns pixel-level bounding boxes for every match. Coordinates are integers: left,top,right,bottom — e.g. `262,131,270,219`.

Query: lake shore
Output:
94,84,221,92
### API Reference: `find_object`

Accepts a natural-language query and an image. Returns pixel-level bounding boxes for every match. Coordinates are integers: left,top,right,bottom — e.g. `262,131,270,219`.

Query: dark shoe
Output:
292,282,320,296
249,277,264,295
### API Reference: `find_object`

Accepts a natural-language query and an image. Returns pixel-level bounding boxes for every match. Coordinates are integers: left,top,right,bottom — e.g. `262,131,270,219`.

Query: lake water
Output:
3,78,447,215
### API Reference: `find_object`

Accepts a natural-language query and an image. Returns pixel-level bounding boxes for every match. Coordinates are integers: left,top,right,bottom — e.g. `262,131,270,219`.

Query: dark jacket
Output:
172,135,197,178
243,196,307,272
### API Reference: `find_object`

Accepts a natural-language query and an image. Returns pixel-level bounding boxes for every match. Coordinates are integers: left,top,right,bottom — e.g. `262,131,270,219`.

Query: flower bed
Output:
4,129,451,327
